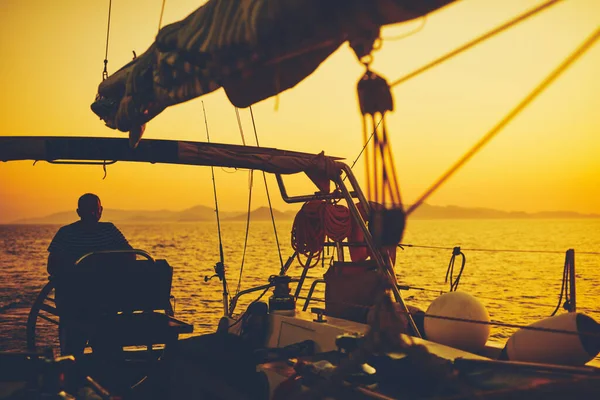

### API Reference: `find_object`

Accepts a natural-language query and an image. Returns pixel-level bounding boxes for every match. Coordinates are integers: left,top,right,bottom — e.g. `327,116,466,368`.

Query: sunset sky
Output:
0,0,599,224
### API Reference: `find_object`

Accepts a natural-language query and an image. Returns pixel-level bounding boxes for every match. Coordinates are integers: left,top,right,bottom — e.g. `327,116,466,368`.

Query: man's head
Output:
77,193,102,223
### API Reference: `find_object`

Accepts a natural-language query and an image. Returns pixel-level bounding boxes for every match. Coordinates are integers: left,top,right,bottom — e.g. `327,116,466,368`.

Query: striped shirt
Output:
48,221,132,262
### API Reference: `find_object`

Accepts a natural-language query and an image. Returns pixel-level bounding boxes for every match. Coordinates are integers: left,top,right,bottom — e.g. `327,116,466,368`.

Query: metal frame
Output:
302,279,326,311
269,163,422,337
75,249,154,265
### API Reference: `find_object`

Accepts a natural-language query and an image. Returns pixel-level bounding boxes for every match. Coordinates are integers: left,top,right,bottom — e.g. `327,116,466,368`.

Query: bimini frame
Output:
0,135,420,337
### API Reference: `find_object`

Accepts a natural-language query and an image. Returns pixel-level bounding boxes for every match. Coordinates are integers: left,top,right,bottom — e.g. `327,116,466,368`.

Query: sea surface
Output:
1,219,599,357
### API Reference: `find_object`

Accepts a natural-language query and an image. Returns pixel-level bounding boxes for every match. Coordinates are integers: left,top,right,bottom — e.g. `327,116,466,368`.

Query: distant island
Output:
7,204,599,224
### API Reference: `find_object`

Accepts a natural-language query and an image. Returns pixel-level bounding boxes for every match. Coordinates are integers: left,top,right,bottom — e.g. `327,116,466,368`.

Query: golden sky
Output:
0,0,599,223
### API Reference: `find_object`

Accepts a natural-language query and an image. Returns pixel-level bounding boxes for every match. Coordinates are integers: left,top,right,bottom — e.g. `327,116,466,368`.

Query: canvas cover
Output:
0,136,341,192
91,0,456,133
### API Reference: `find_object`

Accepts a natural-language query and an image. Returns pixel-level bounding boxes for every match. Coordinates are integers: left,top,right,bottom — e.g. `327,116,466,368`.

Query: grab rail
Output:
302,279,326,311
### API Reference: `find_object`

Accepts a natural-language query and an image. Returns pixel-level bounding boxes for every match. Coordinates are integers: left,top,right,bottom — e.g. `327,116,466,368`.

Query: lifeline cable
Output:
398,243,600,255
398,284,600,316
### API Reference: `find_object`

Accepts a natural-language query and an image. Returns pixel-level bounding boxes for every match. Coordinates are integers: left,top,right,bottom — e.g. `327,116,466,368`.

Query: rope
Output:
291,201,352,268
249,106,284,271
551,250,574,316
389,0,564,88
406,26,600,217
444,246,465,292
102,0,112,80
291,201,325,268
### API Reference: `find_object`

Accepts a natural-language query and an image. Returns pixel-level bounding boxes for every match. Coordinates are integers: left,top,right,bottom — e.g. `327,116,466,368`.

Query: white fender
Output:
504,313,600,366
424,291,490,353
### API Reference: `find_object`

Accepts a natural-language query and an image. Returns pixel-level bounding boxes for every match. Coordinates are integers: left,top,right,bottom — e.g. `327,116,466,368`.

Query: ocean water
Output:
1,219,599,355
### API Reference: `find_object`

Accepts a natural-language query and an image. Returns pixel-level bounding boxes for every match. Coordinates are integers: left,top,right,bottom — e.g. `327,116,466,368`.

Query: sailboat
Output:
1,0,600,398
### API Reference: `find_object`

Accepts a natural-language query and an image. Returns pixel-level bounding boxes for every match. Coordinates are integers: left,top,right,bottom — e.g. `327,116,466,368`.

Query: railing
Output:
301,279,326,311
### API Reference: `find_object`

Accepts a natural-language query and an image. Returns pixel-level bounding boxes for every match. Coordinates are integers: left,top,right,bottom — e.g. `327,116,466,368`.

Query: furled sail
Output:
91,0,456,136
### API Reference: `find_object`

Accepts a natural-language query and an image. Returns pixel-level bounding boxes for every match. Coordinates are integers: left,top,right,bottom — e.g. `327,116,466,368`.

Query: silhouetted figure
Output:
47,193,133,275
47,193,134,356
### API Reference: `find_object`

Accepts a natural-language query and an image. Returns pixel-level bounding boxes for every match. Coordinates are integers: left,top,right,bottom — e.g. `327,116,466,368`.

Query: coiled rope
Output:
445,246,465,292
291,200,352,268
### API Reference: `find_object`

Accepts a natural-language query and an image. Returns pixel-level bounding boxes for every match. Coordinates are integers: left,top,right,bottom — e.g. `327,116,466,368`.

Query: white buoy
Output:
503,312,600,366
424,291,490,353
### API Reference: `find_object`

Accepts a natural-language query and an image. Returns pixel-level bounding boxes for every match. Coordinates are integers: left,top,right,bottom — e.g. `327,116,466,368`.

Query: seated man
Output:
47,193,134,355
47,193,133,276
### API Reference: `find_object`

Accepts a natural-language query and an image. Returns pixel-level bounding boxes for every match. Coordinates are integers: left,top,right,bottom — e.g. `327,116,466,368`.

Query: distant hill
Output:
409,204,599,219
8,203,599,224
11,205,239,224
225,206,294,221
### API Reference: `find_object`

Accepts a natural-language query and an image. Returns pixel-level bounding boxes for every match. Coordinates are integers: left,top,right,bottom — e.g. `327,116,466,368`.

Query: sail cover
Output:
0,136,341,192
91,0,456,134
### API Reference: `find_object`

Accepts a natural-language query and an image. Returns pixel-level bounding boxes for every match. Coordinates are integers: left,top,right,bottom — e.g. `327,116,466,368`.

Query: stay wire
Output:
201,101,229,298
158,0,166,33
249,106,285,271
406,26,600,217
235,177,253,296
349,117,383,171
389,0,564,88
102,0,112,80
234,107,253,296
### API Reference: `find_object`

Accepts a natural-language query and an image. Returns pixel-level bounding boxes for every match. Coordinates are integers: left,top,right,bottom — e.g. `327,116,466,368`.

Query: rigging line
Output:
249,106,284,271
157,0,167,33
235,178,253,296
234,107,253,296
406,27,600,217
234,107,247,145
389,0,564,88
349,117,383,171
201,102,226,274
102,0,113,80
